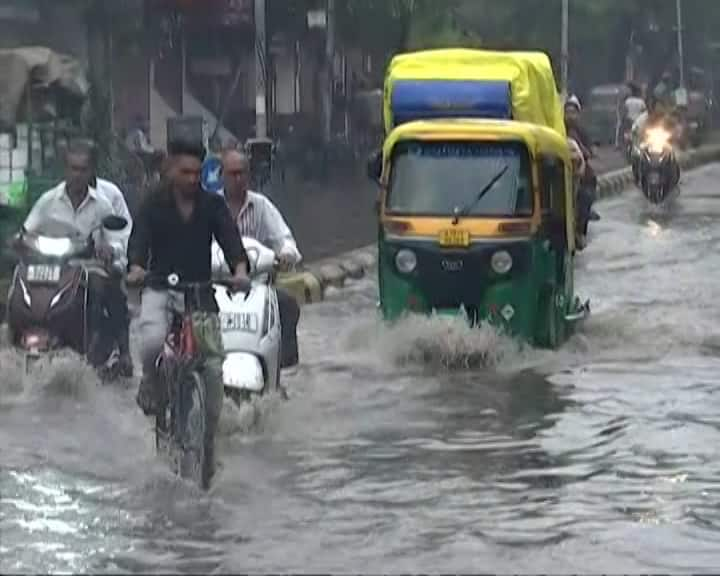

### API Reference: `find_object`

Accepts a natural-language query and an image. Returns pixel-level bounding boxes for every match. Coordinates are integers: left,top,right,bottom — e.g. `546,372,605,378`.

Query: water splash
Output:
0,348,100,406
217,391,285,439
373,312,528,371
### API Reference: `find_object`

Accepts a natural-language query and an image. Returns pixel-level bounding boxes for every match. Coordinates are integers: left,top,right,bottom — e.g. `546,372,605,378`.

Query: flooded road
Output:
4,164,720,573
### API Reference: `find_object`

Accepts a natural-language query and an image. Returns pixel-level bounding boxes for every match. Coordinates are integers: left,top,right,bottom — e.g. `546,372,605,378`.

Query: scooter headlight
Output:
223,353,265,393
491,250,513,275
34,236,74,257
395,249,417,274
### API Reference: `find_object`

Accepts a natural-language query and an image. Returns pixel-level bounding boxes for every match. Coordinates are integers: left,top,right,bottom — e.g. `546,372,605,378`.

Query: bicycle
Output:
142,273,248,489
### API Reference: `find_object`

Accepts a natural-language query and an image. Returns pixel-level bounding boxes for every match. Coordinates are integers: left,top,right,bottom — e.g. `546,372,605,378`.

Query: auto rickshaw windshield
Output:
386,140,533,218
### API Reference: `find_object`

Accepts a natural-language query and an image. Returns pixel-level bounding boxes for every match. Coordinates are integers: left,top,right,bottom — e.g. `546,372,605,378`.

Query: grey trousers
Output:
138,288,225,436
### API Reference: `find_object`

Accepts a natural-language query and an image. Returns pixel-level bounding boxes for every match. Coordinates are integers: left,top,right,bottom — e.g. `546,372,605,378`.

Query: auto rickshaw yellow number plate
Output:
438,229,471,247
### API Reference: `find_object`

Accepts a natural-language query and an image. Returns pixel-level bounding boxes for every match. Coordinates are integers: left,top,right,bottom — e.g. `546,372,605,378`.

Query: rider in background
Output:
564,95,594,159
620,83,647,146
127,138,248,477
220,149,302,368
565,95,599,227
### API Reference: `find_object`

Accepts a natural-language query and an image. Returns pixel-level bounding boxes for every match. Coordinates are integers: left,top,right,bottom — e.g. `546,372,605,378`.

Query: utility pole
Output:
322,0,335,144
676,0,685,87
254,0,267,138
561,0,569,97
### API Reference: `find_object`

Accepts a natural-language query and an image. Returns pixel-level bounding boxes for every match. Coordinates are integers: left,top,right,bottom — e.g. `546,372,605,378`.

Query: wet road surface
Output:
3,163,720,573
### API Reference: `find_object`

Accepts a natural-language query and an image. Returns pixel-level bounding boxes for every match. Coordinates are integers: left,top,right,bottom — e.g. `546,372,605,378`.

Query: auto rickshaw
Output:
368,49,589,348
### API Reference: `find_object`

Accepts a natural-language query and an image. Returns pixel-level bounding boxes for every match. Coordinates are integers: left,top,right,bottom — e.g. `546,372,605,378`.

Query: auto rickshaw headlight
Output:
395,249,417,274
491,250,513,275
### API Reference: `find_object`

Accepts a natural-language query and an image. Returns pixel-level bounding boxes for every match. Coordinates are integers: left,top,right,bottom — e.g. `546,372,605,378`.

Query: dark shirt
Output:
567,124,593,159
128,183,247,305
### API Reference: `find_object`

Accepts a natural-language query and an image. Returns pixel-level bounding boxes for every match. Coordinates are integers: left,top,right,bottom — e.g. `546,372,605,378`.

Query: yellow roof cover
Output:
384,49,566,138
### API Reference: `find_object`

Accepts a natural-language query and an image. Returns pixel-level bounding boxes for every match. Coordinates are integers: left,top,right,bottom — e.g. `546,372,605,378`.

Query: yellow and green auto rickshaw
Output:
367,49,589,348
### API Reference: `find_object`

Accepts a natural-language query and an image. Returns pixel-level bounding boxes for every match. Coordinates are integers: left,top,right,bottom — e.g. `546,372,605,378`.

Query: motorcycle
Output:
211,237,282,405
637,126,681,204
5,215,128,375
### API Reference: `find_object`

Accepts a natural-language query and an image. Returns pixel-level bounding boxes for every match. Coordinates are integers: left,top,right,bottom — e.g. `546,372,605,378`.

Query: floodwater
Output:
3,165,720,573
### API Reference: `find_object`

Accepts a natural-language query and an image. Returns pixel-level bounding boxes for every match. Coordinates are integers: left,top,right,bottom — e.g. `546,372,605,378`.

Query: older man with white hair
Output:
220,149,301,368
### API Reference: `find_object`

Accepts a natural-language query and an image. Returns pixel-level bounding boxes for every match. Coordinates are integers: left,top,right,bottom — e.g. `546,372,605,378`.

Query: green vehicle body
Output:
378,233,580,349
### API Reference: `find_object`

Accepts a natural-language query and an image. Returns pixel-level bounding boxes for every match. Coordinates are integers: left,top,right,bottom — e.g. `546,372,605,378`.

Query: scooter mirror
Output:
102,215,128,232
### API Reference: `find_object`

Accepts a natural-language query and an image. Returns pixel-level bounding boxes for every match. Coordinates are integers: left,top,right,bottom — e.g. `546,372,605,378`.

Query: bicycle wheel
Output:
178,370,208,488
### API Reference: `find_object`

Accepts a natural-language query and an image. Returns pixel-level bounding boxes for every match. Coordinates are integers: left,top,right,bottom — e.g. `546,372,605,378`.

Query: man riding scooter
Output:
18,139,126,369
631,98,679,186
220,149,301,368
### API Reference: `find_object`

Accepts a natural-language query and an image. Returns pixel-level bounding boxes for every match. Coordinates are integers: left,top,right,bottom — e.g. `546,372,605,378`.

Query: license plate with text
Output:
439,229,471,247
220,312,259,334
26,265,61,284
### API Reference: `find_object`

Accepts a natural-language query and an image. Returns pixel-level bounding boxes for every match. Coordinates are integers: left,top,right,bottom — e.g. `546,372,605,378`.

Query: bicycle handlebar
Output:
139,273,252,293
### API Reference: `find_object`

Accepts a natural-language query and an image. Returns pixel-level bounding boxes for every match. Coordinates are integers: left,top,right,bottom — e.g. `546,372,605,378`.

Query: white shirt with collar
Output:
226,190,302,265
24,182,126,269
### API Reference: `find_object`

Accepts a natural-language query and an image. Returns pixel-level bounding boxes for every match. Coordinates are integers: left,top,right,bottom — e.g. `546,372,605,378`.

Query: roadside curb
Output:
286,142,720,306
277,245,377,305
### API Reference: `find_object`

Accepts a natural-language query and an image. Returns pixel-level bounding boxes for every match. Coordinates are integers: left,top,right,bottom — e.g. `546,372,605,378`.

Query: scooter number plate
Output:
648,172,661,185
26,264,61,284
220,312,259,334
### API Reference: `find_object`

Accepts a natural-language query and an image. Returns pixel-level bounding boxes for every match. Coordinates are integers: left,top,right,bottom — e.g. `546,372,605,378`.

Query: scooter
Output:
637,126,681,204
211,237,282,405
5,215,128,376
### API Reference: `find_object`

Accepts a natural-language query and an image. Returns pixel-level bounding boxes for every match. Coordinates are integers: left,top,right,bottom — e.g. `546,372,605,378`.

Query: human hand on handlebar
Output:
229,260,250,292
126,265,147,287
96,244,114,266
276,252,296,272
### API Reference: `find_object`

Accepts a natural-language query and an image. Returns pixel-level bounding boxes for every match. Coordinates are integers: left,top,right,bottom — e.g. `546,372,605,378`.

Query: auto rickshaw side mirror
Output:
367,150,382,184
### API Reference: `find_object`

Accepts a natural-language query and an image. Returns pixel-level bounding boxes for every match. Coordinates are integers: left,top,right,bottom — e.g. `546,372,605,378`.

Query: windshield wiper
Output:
452,165,510,225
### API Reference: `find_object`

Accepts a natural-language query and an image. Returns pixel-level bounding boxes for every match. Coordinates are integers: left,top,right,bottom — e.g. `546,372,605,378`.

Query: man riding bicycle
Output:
127,135,248,479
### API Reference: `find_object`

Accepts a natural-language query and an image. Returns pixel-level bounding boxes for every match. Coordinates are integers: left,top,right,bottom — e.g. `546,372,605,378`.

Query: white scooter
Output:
211,238,282,404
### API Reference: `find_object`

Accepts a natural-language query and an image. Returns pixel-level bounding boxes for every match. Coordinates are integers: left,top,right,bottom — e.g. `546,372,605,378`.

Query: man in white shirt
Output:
620,84,647,147
23,139,129,372
221,149,301,367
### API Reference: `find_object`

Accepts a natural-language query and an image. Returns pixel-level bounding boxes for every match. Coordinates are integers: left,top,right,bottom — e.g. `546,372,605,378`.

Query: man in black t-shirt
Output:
127,141,248,456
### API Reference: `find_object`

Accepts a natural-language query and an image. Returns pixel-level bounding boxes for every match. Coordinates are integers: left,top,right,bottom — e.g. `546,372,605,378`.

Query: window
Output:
386,140,533,218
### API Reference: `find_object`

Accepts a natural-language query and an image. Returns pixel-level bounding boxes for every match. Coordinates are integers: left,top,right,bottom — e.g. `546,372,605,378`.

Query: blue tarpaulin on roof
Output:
390,80,512,128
